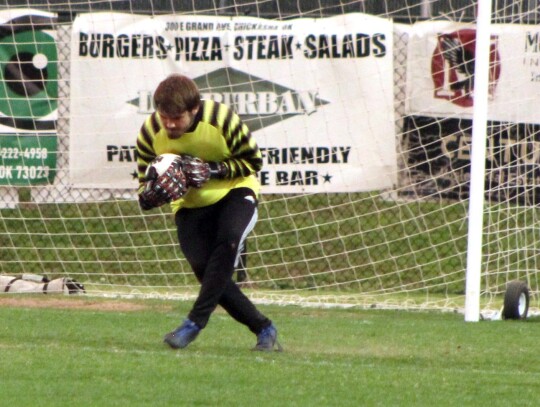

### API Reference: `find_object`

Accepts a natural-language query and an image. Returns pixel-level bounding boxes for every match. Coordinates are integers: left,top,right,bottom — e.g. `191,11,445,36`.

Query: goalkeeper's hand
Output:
139,158,188,210
139,188,168,211
181,155,228,188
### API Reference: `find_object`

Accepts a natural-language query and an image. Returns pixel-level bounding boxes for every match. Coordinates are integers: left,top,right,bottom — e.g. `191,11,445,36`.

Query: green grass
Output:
1,296,540,406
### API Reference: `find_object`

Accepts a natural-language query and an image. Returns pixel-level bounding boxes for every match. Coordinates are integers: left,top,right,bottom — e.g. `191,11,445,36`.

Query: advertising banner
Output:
0,135,57,186
0,9,58,186
69,13,396,192
406,21,540,123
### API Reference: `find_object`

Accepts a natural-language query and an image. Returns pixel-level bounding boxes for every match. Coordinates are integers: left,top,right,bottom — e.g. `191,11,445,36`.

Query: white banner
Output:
70,13,396,192
406,21,540,123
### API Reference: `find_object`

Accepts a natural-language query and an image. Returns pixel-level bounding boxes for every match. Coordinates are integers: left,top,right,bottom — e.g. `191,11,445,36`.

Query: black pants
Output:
175,188,271,334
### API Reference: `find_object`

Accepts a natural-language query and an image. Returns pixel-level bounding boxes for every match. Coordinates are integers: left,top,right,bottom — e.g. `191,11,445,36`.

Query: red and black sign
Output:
431,29,501,108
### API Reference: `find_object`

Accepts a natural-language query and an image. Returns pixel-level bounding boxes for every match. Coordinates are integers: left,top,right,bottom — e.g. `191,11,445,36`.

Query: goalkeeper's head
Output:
154,74,201,139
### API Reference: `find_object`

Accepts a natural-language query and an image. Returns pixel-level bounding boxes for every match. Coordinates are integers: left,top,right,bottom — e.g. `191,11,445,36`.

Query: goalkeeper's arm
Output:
219,106,263,178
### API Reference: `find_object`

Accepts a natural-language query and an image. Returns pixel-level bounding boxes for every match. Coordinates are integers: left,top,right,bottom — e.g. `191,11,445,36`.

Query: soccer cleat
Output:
163,319,201,349
252,323,283,352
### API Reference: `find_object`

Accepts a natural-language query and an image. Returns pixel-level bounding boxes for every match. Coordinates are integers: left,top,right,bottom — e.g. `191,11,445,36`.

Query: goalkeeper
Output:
136,74,281,351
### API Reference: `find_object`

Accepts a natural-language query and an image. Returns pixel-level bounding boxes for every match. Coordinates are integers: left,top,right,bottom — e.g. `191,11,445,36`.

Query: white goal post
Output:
0,1,539,320
464,0,491,322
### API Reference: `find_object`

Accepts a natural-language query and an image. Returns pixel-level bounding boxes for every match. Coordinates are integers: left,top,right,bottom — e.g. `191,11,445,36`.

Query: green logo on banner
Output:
127,67,330,132
193,67,330,132
0,14,58,131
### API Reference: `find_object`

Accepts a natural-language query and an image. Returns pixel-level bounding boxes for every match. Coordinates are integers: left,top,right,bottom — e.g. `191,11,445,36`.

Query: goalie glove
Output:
139,189,168,211
139,156,188,210
181,155,229,188
154,164,188,201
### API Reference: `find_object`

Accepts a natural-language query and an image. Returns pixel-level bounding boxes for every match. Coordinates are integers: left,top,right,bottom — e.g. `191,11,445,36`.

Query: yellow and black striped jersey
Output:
136,99,262,212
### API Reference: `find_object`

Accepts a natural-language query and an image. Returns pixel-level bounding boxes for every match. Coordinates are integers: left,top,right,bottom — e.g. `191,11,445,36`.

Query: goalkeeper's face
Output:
159,107,198,139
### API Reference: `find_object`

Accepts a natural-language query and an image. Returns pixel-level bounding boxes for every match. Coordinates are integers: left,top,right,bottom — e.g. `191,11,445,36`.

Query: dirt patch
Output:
0,296,161,312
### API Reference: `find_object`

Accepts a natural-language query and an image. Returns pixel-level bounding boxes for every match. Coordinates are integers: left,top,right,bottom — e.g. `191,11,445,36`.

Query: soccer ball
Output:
145,153,182,181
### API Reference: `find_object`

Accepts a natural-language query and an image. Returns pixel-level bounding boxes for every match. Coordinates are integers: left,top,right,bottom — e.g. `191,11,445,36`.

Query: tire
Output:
502,280,529,320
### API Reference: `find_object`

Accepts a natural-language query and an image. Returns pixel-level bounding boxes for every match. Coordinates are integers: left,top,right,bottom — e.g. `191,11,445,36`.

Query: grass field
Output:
1,295,540,407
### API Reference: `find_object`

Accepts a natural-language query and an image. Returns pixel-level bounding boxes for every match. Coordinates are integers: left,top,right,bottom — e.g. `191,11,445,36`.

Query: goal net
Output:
1,1,539,316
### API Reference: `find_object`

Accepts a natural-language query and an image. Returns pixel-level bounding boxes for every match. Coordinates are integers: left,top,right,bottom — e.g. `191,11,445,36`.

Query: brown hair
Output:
153,74,201,116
